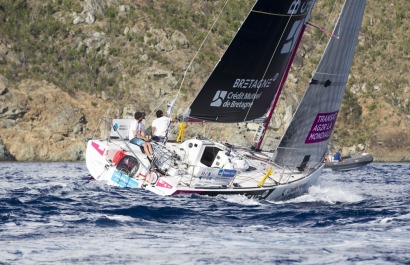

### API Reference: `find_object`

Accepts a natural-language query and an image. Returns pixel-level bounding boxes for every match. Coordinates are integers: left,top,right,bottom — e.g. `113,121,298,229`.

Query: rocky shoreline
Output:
1,76,409,163
1,1,409,163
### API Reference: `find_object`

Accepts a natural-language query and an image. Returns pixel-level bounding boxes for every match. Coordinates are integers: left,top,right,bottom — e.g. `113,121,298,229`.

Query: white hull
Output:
86,138,323,201
85,0,365,202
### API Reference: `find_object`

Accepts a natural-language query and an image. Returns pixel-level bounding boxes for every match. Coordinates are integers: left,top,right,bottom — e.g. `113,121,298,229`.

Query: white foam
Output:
105,214,135,222
221,194,261,205
282,184,364,204
380,217,394,224
379,213,410,225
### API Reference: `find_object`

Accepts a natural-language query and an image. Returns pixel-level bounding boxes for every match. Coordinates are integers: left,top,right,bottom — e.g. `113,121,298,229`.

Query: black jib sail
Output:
188,0,316,123
273,0,366,169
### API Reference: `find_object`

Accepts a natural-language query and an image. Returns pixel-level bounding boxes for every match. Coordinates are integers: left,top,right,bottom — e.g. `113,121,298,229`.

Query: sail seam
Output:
252,10,308,17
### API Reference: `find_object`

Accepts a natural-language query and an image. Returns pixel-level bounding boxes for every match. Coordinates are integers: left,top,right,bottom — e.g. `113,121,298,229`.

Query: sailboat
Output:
86,0,366,200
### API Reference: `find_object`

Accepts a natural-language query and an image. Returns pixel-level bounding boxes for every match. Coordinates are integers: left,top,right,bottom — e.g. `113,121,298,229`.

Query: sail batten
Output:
314,72,349,76
251,10,310,17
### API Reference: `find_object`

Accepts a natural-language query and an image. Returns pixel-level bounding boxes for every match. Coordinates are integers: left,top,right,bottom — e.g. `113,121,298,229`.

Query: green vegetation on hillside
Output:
0,0,252,98
0,0,409,150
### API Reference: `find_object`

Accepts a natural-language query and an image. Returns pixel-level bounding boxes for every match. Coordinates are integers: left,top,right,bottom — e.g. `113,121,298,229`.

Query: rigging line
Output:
307,0,339,75
205,122,214,139
258,23,307,151
243,10,296,122
218,123,223,141
311,0,346,75
176,0,231,105
146,76,183,120
306,22,339,39
321,0,340,41
106,120,152,172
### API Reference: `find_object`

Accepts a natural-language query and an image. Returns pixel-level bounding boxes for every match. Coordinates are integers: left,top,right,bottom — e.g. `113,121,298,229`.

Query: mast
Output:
273,0,367,169
254,23,307,150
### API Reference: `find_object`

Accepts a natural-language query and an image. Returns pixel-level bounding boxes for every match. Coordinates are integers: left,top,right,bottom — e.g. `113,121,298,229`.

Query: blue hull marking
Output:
111,170,139,188
218,169,237,178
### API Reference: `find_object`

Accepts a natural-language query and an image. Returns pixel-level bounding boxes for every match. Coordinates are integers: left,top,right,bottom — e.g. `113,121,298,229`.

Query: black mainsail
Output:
188,0,316,123
273,0,366,169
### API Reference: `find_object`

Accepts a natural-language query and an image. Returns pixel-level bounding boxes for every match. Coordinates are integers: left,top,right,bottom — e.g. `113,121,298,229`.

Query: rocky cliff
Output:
0,74,299,161
0,0,409,162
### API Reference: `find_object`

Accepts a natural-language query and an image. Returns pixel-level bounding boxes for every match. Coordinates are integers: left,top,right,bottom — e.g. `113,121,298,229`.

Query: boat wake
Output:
271,183,364,205
214,179,365,206
219,194,261,206
1,162,409,264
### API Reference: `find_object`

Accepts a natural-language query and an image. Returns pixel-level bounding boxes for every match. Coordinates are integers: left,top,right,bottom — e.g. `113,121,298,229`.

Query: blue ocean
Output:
1,162,409,264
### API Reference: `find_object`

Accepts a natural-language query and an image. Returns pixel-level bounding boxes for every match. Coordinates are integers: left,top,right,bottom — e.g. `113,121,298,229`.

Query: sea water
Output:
0,162,409,265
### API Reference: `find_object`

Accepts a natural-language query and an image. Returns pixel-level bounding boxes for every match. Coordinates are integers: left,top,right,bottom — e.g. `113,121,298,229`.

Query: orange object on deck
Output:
112,151,126,164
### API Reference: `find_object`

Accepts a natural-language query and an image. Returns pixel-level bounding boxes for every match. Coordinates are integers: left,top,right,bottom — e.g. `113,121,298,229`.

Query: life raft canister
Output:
113,151,126,165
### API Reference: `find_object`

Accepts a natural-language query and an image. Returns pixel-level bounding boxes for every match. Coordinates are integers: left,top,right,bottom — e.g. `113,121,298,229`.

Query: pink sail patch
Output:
305,111,339,144
91,141,105,156
156,179,174,189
